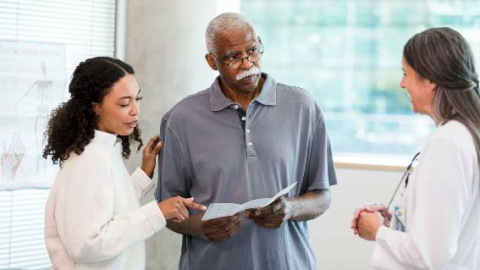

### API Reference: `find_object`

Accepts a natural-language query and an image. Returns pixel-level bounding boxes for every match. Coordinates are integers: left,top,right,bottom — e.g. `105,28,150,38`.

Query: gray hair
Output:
205,13,255,55
404,27,480,170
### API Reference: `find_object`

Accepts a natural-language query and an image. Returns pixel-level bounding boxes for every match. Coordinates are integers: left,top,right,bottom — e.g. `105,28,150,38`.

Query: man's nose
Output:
240,56,253,69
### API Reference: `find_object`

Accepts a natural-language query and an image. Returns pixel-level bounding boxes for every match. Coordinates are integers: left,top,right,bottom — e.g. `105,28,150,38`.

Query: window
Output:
0,0,118,268
240,0,480,161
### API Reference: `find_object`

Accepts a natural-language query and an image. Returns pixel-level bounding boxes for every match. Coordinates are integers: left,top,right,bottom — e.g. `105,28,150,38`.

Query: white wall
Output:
124,2,403,269
310,168,401,270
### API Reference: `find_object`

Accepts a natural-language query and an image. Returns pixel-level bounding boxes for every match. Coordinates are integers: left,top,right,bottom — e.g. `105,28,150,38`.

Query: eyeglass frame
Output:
209,39,264,69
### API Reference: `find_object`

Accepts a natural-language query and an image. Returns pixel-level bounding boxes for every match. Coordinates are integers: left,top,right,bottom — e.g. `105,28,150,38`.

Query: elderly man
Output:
156,12,337,269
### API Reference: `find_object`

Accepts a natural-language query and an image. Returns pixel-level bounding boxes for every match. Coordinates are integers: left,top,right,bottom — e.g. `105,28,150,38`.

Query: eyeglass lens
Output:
227,46,263,69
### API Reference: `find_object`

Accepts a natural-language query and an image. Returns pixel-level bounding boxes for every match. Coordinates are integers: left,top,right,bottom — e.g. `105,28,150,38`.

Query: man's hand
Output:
244,196,292,228
200,213,242,242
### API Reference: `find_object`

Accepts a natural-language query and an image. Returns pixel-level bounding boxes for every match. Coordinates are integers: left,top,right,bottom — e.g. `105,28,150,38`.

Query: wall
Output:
125,1,217,269
311,168,401,269
124,2,403,269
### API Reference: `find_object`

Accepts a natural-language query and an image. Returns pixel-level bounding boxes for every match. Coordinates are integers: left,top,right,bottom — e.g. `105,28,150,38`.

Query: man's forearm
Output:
287,189,331,221
166,214,203,237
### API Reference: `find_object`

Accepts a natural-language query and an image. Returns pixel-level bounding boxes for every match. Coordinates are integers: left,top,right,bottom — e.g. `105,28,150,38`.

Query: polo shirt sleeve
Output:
304,112,337,192
155,117,192,201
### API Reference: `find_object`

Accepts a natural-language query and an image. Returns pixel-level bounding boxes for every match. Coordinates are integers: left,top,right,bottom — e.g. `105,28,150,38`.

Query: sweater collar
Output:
93,130,122,146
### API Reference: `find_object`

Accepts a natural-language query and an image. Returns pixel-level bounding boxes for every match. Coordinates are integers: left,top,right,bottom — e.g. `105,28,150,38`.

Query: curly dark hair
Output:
43,57,143,165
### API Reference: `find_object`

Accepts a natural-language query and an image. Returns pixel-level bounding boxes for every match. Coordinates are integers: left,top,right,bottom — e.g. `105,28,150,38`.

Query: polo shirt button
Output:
246,129,250,133
234,105,239,109
248,141,253,146
241,116,246,121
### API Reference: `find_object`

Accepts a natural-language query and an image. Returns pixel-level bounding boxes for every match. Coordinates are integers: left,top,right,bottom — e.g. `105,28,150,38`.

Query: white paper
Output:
202,182,297,221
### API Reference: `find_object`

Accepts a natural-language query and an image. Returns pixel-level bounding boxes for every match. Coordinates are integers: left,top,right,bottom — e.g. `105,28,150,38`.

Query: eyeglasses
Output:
210,42,264,69
386,152,420,210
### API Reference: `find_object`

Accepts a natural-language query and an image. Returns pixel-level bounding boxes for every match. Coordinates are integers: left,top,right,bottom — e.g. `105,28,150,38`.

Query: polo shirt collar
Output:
255,73,277,106
209,72,277,112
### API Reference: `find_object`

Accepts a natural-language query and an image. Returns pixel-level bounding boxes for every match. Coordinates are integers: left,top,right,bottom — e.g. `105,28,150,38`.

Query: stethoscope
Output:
386,151,421,210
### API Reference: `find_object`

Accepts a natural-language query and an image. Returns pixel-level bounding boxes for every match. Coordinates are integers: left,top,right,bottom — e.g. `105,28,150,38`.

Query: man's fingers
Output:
246,212,268,222
222,217,242,231
255,201,284,216
254,219,283,228
203,215,238,229
205,218,242,242
223,218,242,233
255,205,274,216
271,201,284,213
210,230,234,242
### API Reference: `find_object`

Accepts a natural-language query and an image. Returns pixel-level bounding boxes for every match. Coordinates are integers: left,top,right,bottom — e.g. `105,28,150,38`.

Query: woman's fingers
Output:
145,135,161,155
144,136,155,153
183,197,207,211
176,203,189,220
151,140,162,155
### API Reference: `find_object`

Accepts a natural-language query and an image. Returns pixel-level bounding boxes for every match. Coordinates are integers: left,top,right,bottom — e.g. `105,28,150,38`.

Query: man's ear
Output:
205,54,218,71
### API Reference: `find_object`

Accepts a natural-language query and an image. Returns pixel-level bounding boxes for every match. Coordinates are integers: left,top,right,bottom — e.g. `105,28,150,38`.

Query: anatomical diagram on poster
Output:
0,41,66,189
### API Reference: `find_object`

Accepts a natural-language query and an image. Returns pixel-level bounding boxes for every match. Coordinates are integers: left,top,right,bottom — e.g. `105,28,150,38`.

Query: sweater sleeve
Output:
131,167,155,200
371,136,475,269
55,150,166,264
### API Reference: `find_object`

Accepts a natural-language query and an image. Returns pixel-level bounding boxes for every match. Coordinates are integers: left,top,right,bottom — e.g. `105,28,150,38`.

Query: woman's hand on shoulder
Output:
141,135,162,178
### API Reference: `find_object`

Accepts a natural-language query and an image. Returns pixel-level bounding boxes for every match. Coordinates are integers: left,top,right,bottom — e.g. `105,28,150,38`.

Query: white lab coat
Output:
372,121,480,270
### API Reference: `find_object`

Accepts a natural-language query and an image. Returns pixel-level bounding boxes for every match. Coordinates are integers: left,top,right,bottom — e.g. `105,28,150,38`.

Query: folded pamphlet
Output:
201,182,297,221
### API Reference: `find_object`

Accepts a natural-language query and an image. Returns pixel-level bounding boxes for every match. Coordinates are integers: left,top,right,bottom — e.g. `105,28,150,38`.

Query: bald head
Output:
205,13,255,55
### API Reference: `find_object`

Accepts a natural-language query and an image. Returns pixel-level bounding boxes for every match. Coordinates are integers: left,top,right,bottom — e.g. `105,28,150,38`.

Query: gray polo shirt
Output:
156,73,337,270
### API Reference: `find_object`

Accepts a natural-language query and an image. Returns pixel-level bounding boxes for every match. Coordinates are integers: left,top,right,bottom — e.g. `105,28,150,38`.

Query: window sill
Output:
334,155,410,172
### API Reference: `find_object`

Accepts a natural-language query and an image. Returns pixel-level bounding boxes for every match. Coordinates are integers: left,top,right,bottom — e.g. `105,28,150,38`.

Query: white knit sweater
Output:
44,130,166,269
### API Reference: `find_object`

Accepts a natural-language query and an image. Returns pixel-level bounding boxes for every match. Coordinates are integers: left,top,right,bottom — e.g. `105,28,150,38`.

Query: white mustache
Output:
236,66,260,81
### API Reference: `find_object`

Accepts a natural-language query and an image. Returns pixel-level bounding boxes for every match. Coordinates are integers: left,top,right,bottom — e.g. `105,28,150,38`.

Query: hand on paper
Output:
200,213,242,242
244,196,292,228
158,197,206,222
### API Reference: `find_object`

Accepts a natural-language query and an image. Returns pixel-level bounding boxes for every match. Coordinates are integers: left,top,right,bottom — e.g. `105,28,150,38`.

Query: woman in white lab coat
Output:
351,27,480,269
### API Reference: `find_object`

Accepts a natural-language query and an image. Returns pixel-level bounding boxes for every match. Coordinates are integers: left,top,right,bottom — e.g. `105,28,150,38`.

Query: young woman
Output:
43,57,205,269
352,28,480,269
